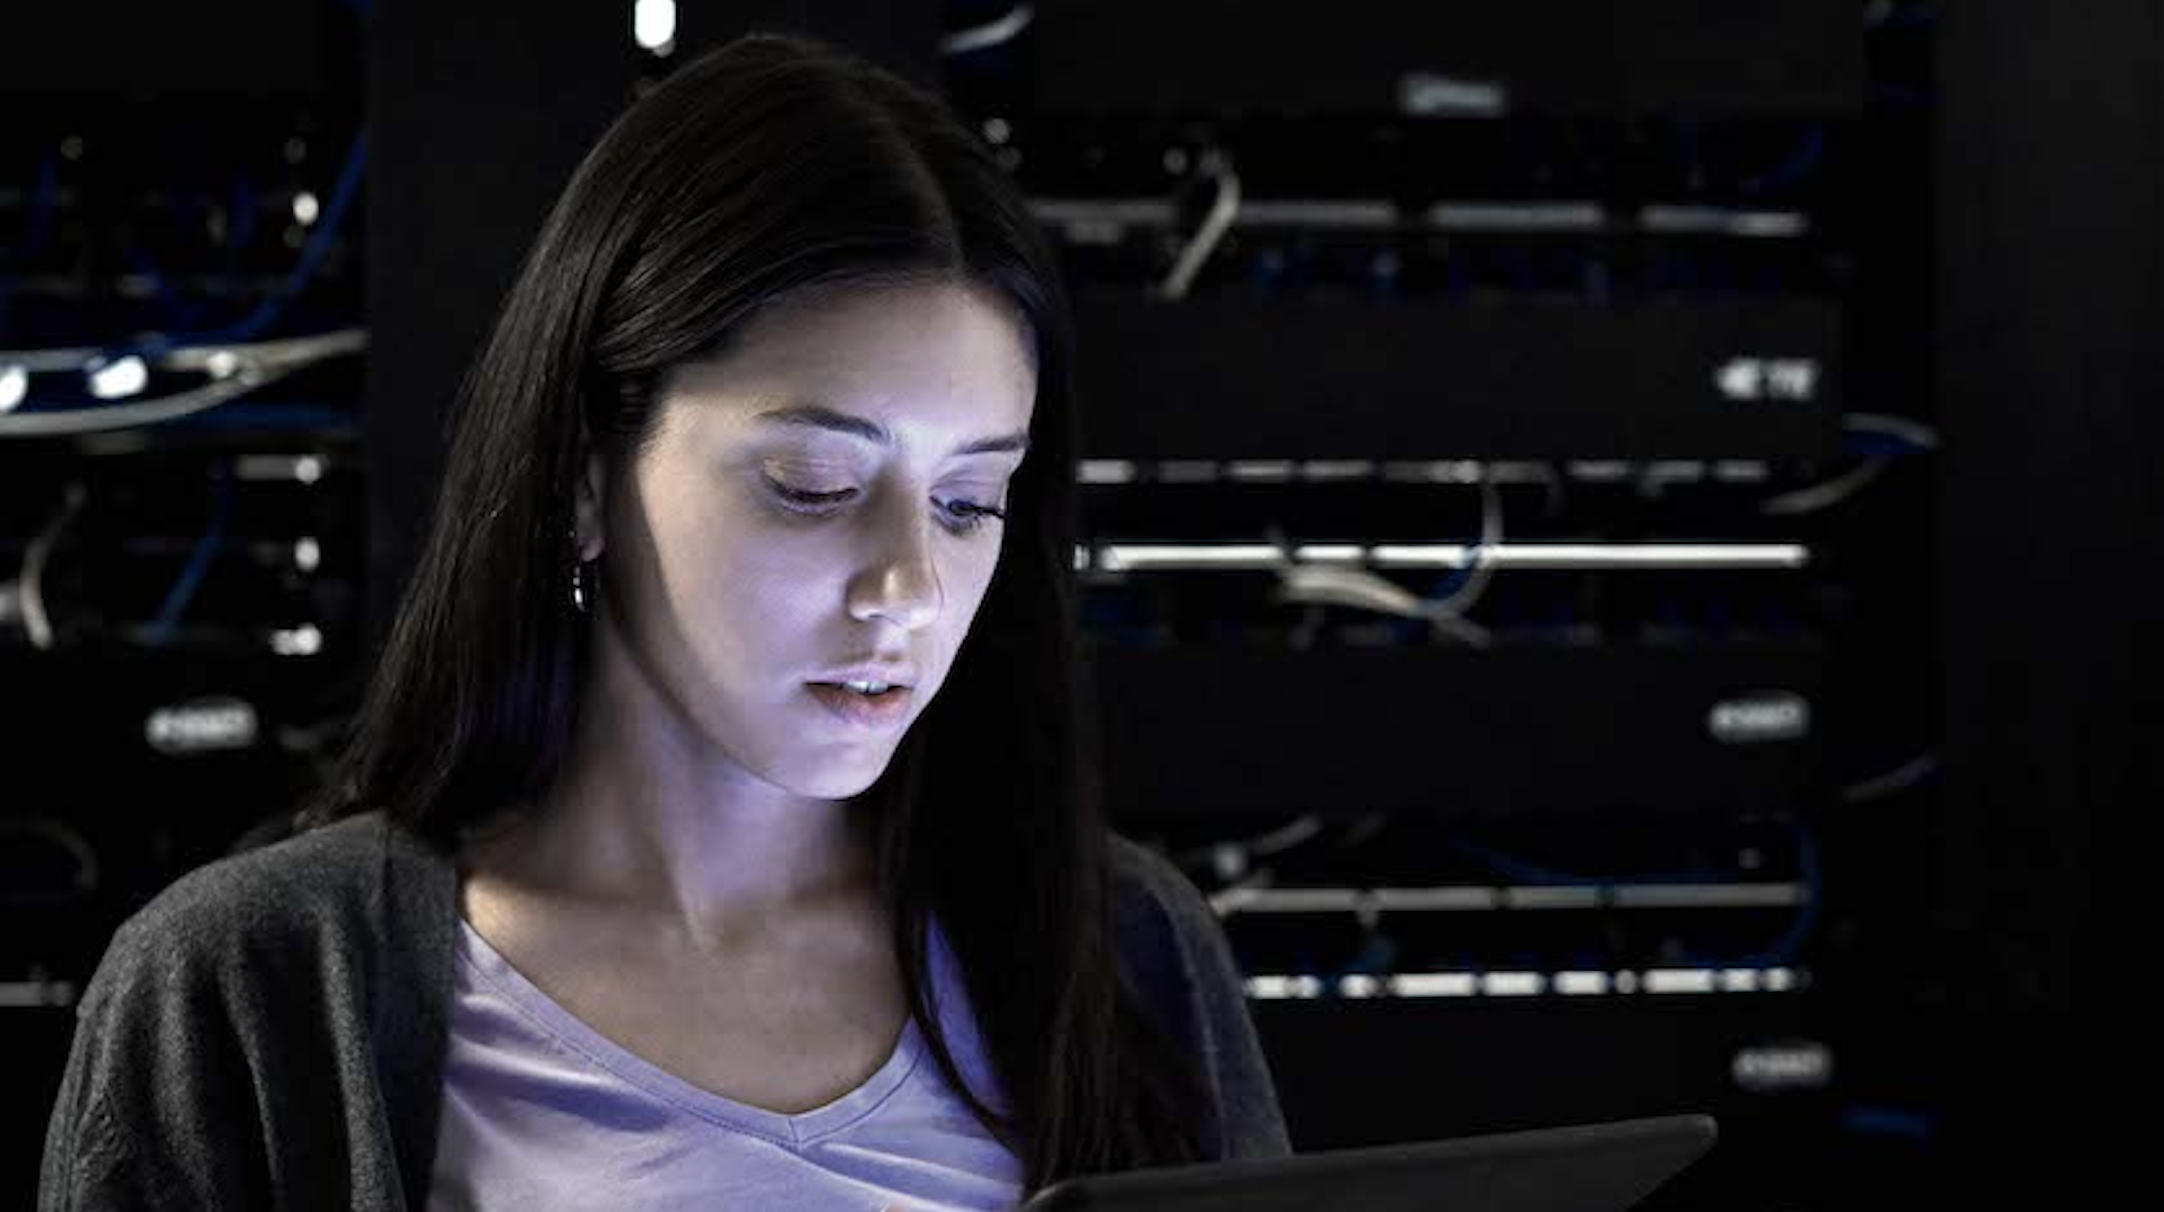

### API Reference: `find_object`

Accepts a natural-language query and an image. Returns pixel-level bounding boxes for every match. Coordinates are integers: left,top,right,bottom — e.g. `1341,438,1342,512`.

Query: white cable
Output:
1275,565,1431,616
1173,813,1329,870
1269,479,1503,647
0,327,365,394
0,343,119,374
0,816,101,895
0,363,297,438
1161,156,1242,300
0,328,362,374
940,4,1034,55
1421,476,1503,647
1427,477,1503,621
1840,752,1940,804
20,484,88,650
1760,459,1891,516
0,328,364,438
164,328,368,372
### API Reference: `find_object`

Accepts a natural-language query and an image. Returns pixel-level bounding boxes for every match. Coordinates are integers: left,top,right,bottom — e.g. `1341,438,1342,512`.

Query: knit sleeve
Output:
36,980,123,1211
1108,834,1295,1161
36,877,282,1211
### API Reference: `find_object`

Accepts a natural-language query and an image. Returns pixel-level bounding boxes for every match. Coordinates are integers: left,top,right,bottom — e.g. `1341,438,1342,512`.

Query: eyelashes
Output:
763,479,1007,536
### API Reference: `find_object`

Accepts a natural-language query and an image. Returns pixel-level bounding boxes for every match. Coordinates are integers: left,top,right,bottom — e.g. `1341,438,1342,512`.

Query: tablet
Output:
1013,1113,1717,1212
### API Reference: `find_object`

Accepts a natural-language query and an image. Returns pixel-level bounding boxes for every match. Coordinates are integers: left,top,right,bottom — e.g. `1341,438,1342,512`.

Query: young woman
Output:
38,32,1289,1212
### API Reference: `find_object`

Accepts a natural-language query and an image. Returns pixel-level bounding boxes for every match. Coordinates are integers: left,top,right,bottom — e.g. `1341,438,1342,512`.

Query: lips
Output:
811,662,920,689
806,681,914,729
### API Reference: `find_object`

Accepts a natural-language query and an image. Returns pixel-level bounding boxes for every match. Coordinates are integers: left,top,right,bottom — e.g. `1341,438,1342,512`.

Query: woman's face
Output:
582,279,1038,801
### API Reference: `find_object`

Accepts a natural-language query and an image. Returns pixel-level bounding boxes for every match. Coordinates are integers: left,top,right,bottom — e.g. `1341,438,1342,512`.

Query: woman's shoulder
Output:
1105,831,1216,941
80,811,417,1014
1104,831,1242,1004
1105,830,1295,1160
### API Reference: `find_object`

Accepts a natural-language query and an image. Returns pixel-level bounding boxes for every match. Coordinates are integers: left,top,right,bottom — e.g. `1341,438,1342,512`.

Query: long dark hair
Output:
298,31,1211,1193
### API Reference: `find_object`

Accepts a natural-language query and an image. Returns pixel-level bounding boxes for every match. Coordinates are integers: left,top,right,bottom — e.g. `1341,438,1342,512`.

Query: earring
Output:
569,530,598,615
571,558,597,615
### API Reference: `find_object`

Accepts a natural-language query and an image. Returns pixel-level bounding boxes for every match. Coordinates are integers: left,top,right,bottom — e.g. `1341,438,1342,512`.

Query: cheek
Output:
625,473,1009,680
619,480,804,671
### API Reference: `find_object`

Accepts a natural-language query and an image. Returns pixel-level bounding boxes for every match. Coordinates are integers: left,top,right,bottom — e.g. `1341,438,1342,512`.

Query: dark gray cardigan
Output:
38,811,1290,1209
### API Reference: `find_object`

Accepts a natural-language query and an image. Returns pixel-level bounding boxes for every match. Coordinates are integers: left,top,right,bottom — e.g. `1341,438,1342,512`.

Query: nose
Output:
847,500,944,631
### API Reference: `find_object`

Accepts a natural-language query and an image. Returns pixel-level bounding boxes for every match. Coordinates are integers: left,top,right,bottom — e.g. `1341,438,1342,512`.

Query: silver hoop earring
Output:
571,556,598,615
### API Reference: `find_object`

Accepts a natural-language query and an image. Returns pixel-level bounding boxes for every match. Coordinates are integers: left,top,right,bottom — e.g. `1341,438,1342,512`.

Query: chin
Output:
793,750,896,801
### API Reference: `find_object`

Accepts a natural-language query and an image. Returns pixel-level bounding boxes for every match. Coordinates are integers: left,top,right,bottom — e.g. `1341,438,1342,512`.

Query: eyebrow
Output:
753,403,1030,458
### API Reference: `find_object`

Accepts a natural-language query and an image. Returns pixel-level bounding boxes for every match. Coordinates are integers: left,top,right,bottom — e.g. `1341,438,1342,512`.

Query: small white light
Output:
145,698,260,756
293,456,324,484
1394,973,1478,999
1299,460,1376,481
292,191,320,226
1078,459,1137,484
0,366,27,413
1246,975,1296,999
270,624,323,657
204,350,242,379
633,0,676,51
1646,968,1719,995
1732,1041,1834,1093
983,117,1012,145
1339,974,1382,998
88,355,148,400
1555,971,1609,996
294,538,321,572
1481,972,1544,997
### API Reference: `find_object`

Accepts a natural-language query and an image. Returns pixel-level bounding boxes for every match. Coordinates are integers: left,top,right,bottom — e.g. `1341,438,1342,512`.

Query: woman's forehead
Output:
660,281,1038,446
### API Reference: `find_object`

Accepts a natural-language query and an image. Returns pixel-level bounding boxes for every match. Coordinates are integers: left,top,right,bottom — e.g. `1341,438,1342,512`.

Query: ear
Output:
575,435,609,563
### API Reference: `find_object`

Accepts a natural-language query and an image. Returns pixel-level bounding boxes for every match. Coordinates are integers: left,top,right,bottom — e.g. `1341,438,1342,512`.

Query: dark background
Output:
3,1,2154,1206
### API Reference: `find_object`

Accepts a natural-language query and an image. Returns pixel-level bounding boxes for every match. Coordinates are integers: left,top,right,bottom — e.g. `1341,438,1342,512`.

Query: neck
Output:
464,622,880,949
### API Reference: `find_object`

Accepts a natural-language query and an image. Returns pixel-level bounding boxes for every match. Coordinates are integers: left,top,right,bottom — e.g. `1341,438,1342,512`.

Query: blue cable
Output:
108,125,368,361
167,401,357,431
229,174,259,264
1427,566,1474,600
1441,833,1737,888
1445,820,1819,970
24,155,59,257
1,156,61,336
1745,127,1827,196
143,475,234,643
1695,818,1821,969
1841,1105,1936,1141
121,245,209,330
1843,431,1934,458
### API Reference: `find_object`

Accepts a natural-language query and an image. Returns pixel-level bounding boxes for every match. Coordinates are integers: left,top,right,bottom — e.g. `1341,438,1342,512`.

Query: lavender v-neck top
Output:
426,912,1024,1212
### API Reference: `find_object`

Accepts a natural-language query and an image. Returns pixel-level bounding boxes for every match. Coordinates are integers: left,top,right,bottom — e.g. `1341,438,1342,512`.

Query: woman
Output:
38,31,1288,1212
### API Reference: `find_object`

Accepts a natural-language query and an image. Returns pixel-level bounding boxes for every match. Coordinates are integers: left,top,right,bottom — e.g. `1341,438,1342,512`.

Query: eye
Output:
766,479,857,508
941,498,1007,536
764,477,1006,537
